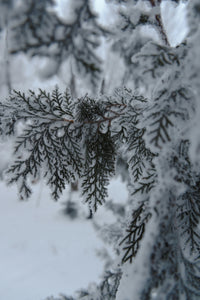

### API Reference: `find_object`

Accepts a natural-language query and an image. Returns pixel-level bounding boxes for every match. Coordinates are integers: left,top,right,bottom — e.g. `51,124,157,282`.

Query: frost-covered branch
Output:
9,0,109,90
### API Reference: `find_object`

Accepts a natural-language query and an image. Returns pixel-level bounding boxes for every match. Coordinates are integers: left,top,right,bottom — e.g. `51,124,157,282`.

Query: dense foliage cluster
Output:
0,0,200,299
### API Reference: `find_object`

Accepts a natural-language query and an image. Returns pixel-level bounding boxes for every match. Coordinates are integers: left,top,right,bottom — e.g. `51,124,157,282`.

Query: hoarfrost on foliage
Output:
0,1,200,300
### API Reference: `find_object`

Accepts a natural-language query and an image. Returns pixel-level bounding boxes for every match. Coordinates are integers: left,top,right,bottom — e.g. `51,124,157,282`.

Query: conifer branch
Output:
120,202,152,263
150,0,170,46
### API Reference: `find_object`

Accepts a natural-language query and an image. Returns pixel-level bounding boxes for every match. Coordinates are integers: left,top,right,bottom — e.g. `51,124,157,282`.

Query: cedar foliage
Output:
0,0,200,299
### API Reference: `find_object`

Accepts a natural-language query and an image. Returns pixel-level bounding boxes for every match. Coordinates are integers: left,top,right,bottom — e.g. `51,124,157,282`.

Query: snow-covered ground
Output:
0,182,100,300
0,168,128,300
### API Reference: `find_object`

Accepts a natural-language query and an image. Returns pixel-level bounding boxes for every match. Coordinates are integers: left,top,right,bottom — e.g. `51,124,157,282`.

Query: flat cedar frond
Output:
141,210,179,300
113,27,186,90
1,88,83,200
145,74,194,150
120,202,151,263
82,129,116,213
177,187,200,257
0,88,74,137
51,87,74,118
132,42,185,79
132,170,157,195
99,270,122,300
6,122,82,200
125,125,157,193
180,251,200,299
172,140,193,186
172,141,200,257
148,114,174,148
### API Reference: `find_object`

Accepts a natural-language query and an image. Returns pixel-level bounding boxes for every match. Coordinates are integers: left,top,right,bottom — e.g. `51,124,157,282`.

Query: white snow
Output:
161,1,188,47
0,181,105,300
0,156,128,300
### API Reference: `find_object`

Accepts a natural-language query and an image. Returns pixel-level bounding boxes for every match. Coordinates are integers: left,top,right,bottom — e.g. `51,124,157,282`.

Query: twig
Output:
149,0,170,47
